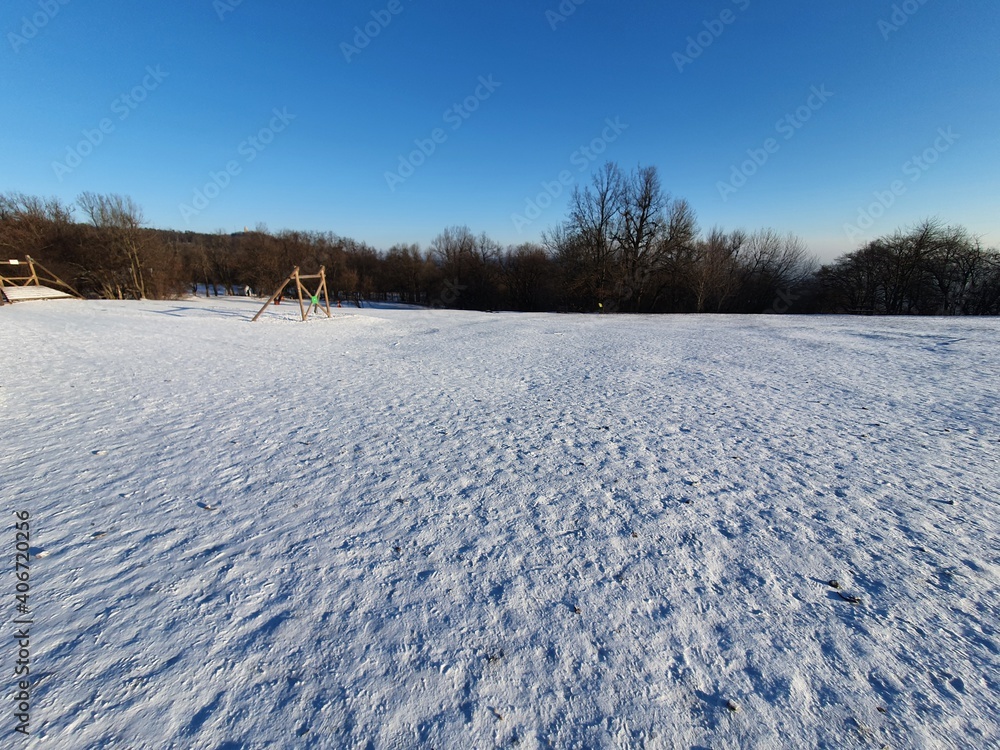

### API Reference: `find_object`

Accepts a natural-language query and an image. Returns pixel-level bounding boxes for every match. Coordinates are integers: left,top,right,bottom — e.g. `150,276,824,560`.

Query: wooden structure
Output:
0,256,81,306
252,266,332,322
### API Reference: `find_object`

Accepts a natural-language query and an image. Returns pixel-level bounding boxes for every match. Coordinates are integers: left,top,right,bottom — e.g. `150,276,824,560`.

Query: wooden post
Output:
252,266,336,322
318,266,332,318
293,268,308,321
28,257,81,297
251,269,298,322
0,256,81,303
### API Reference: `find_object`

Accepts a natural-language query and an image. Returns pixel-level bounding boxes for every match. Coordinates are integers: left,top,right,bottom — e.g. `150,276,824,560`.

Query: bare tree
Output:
735,229,813,312
563,162,699,312
646,197,699,311
818,220,1000,314
689,228,745,313
383,243,427,304
429,225,476,276
614,165,665,311
0,192,74,256
76,192,149,299
502,243,553,311
566,162,624,307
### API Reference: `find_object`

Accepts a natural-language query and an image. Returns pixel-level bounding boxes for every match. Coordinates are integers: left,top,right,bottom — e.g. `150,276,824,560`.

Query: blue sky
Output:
2,0,997,261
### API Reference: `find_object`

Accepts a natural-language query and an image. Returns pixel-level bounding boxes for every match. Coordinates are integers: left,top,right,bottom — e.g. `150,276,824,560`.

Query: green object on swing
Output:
311,295,319,306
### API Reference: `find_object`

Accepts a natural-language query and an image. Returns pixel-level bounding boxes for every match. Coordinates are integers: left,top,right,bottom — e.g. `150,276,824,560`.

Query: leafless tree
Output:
732,229,813,311
0,192,74,256
502,243,553,311
566,162,624,307
818,220,1000,314
76,192,149,299
689,228,745,313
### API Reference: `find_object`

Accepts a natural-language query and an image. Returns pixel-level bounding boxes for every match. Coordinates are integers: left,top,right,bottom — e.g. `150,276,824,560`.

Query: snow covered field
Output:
3,297,999,749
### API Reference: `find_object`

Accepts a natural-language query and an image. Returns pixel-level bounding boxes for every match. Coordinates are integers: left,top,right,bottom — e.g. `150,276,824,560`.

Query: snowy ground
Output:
3,297,999,749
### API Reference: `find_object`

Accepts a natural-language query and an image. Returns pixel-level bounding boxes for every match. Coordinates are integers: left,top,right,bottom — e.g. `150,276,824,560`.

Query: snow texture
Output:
3,297,999,749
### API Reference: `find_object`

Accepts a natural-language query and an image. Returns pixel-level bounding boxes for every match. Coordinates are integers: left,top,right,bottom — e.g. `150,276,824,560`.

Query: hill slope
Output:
3,298,998,749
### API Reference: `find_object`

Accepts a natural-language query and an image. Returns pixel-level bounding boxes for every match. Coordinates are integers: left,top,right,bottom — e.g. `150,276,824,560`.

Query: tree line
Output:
2,164,998,315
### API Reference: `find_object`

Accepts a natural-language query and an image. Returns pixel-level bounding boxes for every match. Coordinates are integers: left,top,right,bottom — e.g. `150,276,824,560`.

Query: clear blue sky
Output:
2,0,998,261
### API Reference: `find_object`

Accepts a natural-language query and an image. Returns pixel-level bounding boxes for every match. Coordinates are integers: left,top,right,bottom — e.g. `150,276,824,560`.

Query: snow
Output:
1,286,74,302
3,296,999,749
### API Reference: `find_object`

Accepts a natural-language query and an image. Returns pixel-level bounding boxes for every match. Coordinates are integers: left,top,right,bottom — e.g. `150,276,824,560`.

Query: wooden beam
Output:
294,268,307,321
251,269,297,322
318,266,332,318
251,266,335,322
24,256,82,298
0,257,82,303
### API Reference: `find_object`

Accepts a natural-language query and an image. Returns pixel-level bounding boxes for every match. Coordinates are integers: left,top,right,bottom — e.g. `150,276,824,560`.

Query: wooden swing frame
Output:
251,266,332,322
0,256,82,305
